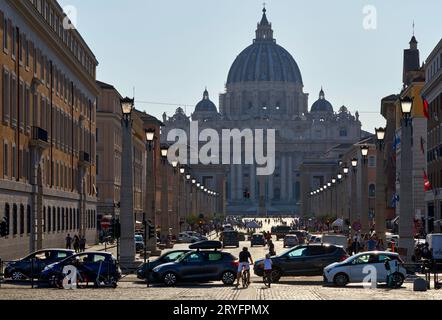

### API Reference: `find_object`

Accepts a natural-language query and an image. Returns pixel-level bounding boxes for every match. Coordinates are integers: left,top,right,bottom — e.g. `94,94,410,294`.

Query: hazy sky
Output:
59,0,441,132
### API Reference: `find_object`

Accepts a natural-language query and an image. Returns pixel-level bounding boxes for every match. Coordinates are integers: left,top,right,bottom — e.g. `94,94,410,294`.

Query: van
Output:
221,230,240,248
426,234,442,260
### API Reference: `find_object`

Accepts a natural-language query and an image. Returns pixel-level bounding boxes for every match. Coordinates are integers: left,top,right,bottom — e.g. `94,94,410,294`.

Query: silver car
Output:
283,235,299,248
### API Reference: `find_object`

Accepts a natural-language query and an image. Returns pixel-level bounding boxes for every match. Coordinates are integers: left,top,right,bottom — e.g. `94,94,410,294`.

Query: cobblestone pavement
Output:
1,275,442,300
1,219,442,300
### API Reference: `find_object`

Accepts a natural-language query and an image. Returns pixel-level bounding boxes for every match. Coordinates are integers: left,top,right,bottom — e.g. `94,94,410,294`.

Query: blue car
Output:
137,249,191,280
4,249,74,281
40,252,121,288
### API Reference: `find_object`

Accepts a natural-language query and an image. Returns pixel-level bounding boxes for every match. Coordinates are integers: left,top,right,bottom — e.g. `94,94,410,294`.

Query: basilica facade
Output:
162,9,367,216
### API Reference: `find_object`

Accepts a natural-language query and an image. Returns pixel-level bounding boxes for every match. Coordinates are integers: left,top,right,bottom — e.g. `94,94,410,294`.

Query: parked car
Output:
177,232,200,243
220,230,240,248
309,235,322,244
40,252,121,288
322,235,347,248
254,244,348,282
251,233,266,247
150,241,238,286
4,249,74,281
288,230,308,244
283,235,299,248
323,252,406,287
274,226,293,241
183,231,208,241
137,250,191,280
135,235,145,252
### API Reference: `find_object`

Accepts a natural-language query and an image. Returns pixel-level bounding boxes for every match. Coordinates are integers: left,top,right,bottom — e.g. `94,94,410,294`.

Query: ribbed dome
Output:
195,89,217,113
311,88,333,113
226,9,303,85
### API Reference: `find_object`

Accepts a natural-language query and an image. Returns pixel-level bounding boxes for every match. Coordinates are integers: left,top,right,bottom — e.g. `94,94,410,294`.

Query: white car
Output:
323,251,407,287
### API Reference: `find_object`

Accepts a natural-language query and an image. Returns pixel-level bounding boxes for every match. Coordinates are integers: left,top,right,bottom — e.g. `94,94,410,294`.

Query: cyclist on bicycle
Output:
236,247,253,286
263,253,273,286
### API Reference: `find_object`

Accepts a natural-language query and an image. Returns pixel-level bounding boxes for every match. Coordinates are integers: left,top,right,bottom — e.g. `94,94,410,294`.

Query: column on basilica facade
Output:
229,164,235,201
281,154,287,200
268,173,274,202
250,164,256,201
288,155,293,200
237,165,243,200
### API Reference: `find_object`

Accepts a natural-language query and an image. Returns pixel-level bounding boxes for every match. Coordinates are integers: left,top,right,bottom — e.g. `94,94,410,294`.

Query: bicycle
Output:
263,270,272,288
241,267,250,288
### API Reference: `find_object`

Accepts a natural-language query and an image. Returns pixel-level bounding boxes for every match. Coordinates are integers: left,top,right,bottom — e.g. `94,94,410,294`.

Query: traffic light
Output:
148,223,155,239
113,219,121,239
0,221,6,237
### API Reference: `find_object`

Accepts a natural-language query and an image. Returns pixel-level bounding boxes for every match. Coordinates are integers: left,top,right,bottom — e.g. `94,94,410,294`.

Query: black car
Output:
274,226,293,241
150,241,238,286
137,250,191,280
4,249,74,281
40,252,121,288
251,234,266,247
221,231,240,248
254,244,348,282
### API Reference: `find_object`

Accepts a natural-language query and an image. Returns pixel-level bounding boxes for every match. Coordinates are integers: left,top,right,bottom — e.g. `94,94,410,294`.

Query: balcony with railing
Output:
30,126,49,149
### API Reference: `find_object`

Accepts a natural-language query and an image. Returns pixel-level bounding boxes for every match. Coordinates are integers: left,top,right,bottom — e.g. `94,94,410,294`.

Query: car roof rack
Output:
189,240,222,251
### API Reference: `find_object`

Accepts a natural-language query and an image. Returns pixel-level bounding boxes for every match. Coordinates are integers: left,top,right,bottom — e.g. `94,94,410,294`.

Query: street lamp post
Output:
119,97,137,270
144,128,160,256
360,145,370,234
351,158,358,234
160,145,170,244
399,97,415,262
375,127,387,244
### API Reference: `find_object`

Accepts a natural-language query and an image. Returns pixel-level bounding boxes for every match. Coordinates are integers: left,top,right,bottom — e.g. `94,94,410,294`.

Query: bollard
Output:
413,278,428,292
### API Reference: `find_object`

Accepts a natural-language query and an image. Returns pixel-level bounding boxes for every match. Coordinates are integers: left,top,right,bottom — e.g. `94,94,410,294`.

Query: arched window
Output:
369,184,376,198
48,207,52,232
61,208,65,231
27,205,31,234
57,207,60,231
41,206,44,233
20,204,24,235
12,204,18,235
69,209,73,230
4,203,10,236
52,206,56,232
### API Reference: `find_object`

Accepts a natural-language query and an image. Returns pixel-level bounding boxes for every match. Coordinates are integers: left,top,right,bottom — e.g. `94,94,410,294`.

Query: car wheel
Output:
391,273,404,288
222,271,236,285
163,272,178,286
11,271,25,281
270,269,281,283
333,273,349,287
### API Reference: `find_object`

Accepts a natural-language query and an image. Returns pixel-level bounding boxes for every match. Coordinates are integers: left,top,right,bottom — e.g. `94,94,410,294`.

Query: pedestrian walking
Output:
268,239,276,256
376,238,386,251
65,233,72,249
73,235,80,253
79,236,86,252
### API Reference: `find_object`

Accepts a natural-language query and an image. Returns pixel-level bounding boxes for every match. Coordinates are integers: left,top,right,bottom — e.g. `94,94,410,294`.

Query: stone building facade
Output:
162,8,366,216
423,38,442,233
0,0,98,260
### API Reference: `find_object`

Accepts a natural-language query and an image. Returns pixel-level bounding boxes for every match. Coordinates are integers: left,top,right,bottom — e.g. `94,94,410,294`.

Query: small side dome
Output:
194,88,218,113
311,87,333,113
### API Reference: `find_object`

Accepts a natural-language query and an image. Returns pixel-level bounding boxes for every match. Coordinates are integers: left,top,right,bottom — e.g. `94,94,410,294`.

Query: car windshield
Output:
163,251,187,262
135,235,143,241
